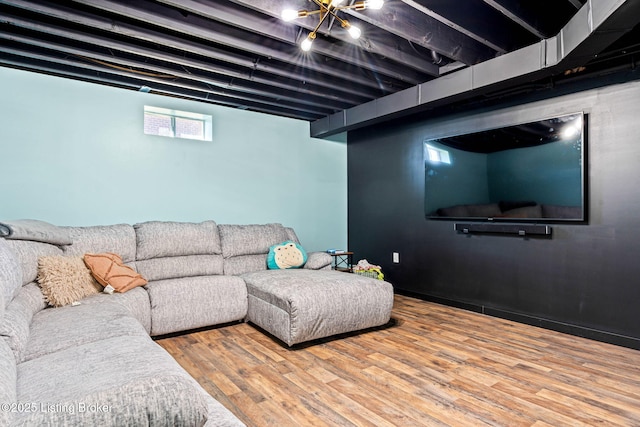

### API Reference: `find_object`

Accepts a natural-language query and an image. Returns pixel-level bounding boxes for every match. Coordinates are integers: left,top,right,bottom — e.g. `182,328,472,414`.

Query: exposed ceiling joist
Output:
340,0,498,66
311,0,640,136
71,0,428,85
0,13,370,109
187,0,441,77
482,0,547,39
3,0,636,126
400,0,508,54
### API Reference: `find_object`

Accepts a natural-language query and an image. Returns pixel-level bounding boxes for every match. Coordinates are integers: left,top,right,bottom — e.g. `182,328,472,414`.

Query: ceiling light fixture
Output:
282,0,384,52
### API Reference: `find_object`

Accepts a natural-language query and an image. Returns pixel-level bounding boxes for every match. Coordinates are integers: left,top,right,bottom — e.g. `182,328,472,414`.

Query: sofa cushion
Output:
23,300,149,362
0,219,73,245
15,335,234,426
80,287,152,334
84,253,148,293
267,241,307,270
36,256,102,307
303,252,332,270
62,224,137,263
0,283,47,362
135,254,224,282
0,338,17,427
219,223,289,259
284,227,300,244
134,220,221,260
3,240,63,286
0,238,22,311
223,254,268,276
145,275,247,336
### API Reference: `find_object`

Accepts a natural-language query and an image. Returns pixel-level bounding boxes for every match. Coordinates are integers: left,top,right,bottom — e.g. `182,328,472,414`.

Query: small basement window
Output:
425,144,451,164
144,106,212,141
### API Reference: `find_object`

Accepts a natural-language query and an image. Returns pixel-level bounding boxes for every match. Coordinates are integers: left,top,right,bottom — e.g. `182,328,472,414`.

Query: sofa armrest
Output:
303,252,332,270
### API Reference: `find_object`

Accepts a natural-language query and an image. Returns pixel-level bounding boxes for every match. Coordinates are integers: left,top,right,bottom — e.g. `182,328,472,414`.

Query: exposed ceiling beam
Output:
1,0,391,98
338,0,499,65
230,0,495,67
0,31,352,113
0,13,370,108
0,52,324,121
0,43,334,117
0,0,611,125
481,0,547,39
71,0,429,85
311,0,640,137
162,0,441,77
2,0,397,93
400,0,507,54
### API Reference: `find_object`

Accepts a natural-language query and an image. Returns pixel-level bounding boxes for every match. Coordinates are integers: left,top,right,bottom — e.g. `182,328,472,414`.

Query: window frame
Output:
143,106,212,142
425,143,451,164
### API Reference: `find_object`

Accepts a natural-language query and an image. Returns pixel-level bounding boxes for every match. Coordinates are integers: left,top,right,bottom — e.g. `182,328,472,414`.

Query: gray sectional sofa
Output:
0,219,394,426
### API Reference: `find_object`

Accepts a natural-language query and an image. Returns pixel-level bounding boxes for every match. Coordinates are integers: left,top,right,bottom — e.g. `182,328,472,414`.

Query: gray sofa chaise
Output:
0,219,394,426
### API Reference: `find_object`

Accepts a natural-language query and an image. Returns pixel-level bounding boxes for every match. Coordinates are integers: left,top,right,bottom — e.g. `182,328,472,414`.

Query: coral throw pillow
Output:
267,241,308,270
83,253,147,293
37,256,102,307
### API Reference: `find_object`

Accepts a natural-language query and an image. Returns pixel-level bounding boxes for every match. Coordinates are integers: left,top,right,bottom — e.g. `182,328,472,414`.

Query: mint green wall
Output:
0,67,347,251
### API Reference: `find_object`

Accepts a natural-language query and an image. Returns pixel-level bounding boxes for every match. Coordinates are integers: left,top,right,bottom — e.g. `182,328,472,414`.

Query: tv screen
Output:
424,112,586,222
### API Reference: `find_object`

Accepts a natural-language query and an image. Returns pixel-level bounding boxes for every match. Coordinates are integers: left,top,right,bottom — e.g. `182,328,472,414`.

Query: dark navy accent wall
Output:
348,79,640,349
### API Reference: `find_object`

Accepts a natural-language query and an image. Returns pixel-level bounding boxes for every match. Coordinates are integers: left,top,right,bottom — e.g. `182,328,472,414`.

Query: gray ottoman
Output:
242,269,394,346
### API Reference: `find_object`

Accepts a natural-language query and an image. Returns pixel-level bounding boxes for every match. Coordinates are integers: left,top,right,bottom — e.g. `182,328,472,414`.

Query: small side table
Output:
329,251,354,272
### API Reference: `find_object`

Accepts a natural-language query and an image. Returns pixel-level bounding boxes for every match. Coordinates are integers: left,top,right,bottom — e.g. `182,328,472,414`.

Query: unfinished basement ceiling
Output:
1,0,639,126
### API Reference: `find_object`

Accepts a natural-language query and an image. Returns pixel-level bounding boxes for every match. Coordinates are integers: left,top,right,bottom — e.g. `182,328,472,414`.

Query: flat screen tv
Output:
424,112,586,222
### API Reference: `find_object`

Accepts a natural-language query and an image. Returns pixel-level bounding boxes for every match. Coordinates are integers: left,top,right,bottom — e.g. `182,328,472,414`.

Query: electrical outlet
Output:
392,252,400,263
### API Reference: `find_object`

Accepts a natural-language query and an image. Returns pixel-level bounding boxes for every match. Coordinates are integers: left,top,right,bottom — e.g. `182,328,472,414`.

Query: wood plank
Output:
284,372,397,427
156,294,640,426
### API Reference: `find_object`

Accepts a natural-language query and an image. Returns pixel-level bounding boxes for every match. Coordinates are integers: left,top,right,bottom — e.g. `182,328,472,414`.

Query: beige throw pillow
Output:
37,256,102,307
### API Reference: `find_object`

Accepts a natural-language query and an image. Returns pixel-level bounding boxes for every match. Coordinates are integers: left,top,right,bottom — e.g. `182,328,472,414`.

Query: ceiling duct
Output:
311,0,640,138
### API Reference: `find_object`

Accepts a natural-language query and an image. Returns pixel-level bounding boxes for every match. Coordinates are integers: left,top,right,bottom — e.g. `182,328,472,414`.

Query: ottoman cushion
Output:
242,269,393,346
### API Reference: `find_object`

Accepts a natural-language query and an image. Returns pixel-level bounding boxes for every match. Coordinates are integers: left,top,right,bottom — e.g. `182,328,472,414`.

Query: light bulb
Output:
281,9,299,22
301,35,314,52
366,0,384,9
348,25,361,39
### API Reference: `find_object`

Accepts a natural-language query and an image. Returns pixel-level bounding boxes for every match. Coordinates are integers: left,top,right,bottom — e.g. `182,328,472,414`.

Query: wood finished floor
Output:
156,295,640,426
